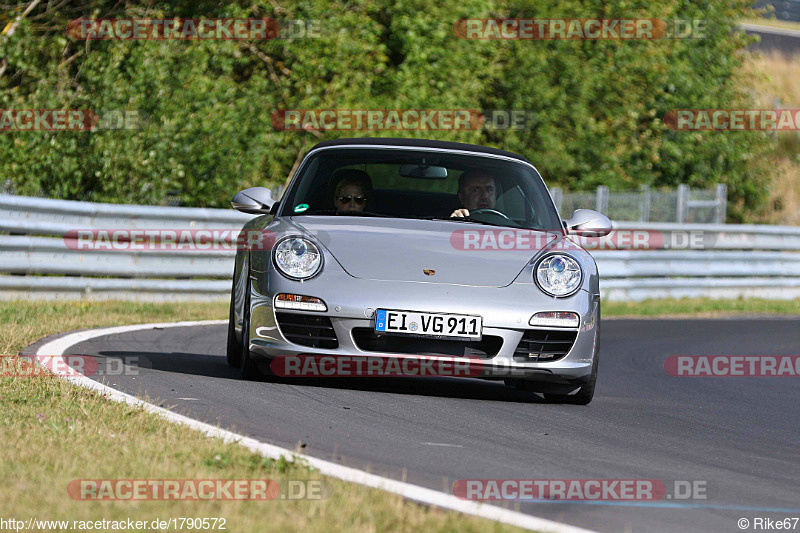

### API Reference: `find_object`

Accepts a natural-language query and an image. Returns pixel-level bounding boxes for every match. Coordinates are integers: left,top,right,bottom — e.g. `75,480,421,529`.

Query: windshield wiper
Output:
421,216,509,227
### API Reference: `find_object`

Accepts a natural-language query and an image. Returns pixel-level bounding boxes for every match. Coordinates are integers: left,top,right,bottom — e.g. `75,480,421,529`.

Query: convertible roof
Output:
310,138,531,164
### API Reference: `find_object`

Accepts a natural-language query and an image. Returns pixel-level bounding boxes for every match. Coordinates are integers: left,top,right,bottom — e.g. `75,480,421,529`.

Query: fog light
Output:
275,294,327,312
529,311,579,328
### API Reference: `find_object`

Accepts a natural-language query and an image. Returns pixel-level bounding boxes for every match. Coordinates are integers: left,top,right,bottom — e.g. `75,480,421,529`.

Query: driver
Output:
332,169,372,212
450,169,496,217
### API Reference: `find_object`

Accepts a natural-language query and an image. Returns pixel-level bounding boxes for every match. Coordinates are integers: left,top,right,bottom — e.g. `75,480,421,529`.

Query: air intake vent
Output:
352,328,502,358
513,329,578,362
275,312,338,349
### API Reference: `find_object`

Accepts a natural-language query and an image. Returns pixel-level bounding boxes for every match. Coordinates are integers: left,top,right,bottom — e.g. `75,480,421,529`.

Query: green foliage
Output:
0,0,770,220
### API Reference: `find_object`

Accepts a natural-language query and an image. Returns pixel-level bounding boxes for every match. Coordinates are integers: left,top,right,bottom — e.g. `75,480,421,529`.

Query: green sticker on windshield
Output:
294,203,309,213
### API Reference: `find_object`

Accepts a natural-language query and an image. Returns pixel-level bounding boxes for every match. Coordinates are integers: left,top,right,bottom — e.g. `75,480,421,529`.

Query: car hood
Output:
287,216,563,287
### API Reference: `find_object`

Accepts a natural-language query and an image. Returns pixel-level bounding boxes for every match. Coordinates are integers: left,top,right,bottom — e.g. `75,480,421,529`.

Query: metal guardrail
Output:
2,235,799,279
741,20,800,54
550,184,727,224
1,194,799,301
0,276,230,301
0,194,251,232
610,221,800,250
0,235,233,278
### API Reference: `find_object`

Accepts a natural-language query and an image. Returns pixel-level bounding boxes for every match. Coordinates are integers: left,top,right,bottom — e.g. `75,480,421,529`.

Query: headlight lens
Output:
273,237,322,280
535,254,582,297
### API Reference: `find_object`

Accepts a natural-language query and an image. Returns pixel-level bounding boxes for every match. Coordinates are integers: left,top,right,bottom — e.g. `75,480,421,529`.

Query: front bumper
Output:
245,269,600,385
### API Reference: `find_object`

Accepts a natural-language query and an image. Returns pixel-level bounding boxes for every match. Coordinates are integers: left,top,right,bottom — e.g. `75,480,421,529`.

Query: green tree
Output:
0,0,770,220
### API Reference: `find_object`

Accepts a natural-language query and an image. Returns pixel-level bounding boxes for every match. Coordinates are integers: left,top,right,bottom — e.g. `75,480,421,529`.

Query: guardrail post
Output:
550,187,563,213
677,184,689,224
639,185,650,222
715,183,728,224
773,98,781,141
596,185,609,215
784,95,800,148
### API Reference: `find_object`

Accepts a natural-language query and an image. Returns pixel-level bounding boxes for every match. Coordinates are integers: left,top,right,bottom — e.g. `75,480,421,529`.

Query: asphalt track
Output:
28,318,800,532
743,24,800,54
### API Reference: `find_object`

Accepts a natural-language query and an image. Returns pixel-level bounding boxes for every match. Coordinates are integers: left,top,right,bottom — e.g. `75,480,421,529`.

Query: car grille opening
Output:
351,328,502,358
275,312,338,349
513,329,578,362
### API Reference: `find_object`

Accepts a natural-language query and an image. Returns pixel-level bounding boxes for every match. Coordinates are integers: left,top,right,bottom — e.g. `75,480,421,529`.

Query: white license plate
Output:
374,309,483,340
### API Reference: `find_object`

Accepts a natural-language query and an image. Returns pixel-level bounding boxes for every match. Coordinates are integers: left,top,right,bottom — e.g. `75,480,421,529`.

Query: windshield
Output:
279,147,562,231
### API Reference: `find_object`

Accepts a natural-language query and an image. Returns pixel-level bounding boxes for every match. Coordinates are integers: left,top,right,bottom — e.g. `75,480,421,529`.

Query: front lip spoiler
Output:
248,345,592,381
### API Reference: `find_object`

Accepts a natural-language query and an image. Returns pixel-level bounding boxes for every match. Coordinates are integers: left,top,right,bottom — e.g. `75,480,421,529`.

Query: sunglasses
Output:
336,195,367,205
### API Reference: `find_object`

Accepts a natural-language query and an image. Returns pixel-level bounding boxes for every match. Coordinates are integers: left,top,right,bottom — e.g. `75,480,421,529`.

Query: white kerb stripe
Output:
36,320,597,533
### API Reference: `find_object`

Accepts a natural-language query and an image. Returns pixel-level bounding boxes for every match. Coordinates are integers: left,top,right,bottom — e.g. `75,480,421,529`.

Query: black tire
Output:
239,278,262,380
226,280,242,368
544,354,598,405
545,301,601,405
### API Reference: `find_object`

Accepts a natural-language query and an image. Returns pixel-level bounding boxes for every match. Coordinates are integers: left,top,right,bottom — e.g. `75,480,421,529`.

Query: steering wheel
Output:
470,208,512,221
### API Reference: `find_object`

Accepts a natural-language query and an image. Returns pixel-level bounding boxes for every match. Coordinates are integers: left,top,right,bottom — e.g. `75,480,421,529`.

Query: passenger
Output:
450,169,497,217
332,170,372,212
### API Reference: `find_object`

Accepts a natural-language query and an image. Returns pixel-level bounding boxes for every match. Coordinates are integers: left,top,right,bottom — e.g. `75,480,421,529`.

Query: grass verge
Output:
1,300,524,533
2,298,796,530
740,50,800,225
740,18,800,32
603,297,800,318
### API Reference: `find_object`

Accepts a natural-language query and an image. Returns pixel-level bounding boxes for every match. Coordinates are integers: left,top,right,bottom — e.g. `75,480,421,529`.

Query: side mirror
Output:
564,209,612,237
232,187,275,215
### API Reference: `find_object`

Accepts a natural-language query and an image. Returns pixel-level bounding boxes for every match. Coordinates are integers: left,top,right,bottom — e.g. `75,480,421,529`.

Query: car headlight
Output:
535,254,583,297
273,237,322,280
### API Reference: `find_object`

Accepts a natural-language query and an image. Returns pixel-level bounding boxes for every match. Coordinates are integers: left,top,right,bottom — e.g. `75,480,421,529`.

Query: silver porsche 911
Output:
227,138,611,404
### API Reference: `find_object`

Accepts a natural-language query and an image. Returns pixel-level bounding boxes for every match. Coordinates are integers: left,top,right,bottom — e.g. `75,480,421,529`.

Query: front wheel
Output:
239,278,262,380
543,355,598,405
546,301,600,405
226,280,241,368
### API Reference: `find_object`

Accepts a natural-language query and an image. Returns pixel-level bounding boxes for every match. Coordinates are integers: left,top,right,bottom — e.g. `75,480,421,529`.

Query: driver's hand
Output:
450,208,470,217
